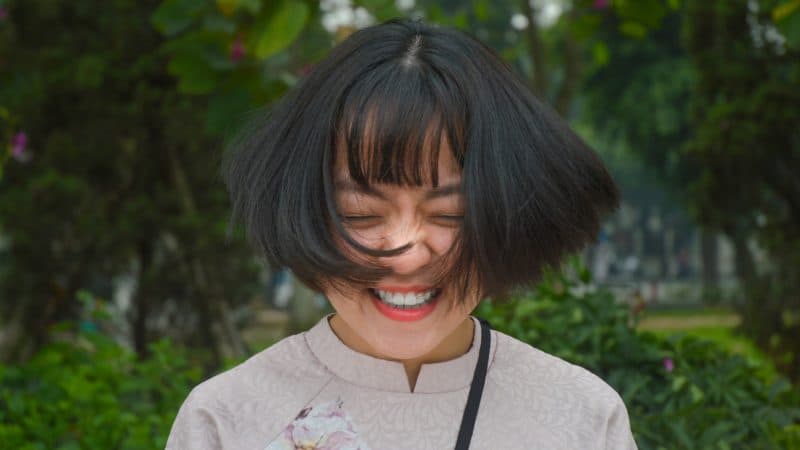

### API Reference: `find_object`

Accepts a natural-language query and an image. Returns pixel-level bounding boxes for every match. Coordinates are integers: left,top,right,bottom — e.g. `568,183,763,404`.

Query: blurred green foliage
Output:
0,0,268,364
0,106,18,180
1,0,800,446
0,325,201,449
773,0,800,46
1,273,797,449
149,0,321,135
682,0,800,381
477,262,800,450
581,0,800,382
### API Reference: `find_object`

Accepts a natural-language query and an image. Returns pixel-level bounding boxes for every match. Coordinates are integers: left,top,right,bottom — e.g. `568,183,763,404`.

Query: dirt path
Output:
637,314,741,331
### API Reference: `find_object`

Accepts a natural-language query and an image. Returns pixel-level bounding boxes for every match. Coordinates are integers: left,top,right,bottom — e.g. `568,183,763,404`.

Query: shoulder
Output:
484,330,636,448
490,329,622,407
191,331,329,405
167,332,333,449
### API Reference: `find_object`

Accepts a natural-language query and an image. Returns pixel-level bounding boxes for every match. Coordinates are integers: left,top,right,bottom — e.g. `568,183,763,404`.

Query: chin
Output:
370,333,441,361
326,284,476,362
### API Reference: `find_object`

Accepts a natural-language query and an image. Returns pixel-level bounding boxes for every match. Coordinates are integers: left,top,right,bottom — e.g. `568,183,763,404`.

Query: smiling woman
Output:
327,142,474,387
167,18,636,450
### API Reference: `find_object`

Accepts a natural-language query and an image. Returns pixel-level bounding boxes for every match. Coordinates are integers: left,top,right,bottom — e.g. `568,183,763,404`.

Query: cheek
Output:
347,227,387,248
426,226,458,254
331,229,380,267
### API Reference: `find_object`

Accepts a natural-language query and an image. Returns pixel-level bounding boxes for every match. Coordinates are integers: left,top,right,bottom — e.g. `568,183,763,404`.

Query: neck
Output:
328,315,475,392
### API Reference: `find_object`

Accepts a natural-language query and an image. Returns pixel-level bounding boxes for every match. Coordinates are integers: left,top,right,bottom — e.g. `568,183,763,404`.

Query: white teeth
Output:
373,289,437,308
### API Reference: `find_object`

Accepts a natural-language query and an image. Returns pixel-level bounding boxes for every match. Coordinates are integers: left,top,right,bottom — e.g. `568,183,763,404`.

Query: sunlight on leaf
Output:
250,0,309,60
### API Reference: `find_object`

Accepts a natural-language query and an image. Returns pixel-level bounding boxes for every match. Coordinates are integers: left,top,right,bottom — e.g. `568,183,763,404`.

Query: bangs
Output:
335,60,467,187
224,18,620,304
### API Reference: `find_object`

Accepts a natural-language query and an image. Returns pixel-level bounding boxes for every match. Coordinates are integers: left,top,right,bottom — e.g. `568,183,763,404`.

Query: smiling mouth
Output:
368,288,442,309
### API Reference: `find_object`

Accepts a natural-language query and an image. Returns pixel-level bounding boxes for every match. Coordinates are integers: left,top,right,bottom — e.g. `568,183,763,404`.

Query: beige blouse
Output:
166,315,638,449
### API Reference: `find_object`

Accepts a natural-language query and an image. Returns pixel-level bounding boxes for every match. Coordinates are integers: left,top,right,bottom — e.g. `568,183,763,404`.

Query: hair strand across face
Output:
222,18,620,304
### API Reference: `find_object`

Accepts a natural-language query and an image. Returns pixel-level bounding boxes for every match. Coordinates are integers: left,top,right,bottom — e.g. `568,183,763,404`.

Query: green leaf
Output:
775,5,800,48
571,14,602,41
239,0,262,14
614,0,666,29
250,0,309,60
619,21,647,39
773,0,800,22
571,307,584,323
74,55,107,88
452,11,469,30
202,14,237,34
205,89,251,135
474,0,490,22
359,0,398,20
151,0,210,37
215,0,239,16
690,384,705,403
593,41,610,66
167,51,219,94
426,4,446,23
671,375,688,391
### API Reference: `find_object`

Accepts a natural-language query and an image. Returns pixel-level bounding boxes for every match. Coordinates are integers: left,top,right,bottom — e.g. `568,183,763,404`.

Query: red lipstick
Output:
369,287,440,322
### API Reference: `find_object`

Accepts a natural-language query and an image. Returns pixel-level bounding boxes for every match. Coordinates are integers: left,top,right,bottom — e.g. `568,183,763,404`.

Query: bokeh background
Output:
1,0,799,448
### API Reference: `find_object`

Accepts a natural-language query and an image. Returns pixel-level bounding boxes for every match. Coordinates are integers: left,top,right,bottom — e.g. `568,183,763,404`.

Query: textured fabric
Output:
166,315,638,450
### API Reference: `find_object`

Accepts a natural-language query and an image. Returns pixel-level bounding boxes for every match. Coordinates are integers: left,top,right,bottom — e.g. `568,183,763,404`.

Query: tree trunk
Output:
727,229,756,285
554,11,582,116
700,228,719,301
132,240,153,358
166,146,248,361
521,2,582,116
0,303,34,362
522,0,549,97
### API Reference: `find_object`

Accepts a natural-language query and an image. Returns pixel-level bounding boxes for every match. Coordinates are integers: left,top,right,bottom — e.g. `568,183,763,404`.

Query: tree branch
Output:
522,0,549,97
167,146,249,361
554,12,581,116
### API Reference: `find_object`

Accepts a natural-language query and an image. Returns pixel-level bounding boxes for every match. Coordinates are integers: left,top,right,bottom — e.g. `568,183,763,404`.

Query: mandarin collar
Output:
304,314,493,394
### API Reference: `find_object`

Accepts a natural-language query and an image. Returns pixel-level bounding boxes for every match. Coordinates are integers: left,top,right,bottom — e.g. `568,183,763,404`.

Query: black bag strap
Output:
454,318,491,450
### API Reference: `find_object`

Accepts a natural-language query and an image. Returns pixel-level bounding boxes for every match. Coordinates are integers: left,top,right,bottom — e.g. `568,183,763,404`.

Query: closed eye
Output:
430,215,464,227
433,215,463,220
340,215,382,228
342,215,380,221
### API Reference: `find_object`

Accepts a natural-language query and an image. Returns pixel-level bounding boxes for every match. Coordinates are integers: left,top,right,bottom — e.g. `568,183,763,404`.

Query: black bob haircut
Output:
223,18,619,303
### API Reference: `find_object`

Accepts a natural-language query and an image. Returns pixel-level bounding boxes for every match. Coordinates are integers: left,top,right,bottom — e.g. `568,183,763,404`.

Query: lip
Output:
369,289,440,322
371,296,439,322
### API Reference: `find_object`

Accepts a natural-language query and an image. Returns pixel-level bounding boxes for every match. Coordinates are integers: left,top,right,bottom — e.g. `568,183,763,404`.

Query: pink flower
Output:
11,132,31,163
593,0,610,9
266,398,370,450
0,7,8,21
230,36,245,62
663,357,674,372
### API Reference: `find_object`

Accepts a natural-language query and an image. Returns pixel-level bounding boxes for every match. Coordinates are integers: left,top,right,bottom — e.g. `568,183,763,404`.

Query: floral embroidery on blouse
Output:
264,398,371,450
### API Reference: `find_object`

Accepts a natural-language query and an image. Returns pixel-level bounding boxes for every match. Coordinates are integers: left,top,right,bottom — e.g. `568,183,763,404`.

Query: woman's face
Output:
325,145,480,361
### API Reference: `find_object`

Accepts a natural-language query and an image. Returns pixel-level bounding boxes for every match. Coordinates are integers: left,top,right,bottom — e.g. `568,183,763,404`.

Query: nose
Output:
378,220,433,275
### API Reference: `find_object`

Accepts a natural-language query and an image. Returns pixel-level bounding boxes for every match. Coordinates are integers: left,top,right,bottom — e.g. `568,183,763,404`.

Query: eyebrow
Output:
334,179,463,200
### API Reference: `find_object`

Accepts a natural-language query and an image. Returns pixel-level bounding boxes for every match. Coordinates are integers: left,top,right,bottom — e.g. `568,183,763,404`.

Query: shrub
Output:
0,324,200,449
2,266,798,449
476,264,800,450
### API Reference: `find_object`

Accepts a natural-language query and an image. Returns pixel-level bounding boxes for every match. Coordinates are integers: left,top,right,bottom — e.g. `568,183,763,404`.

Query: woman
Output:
167,18,637,450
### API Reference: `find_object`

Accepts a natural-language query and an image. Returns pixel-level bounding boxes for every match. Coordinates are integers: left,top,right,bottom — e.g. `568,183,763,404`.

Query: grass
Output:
637,307,778,380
